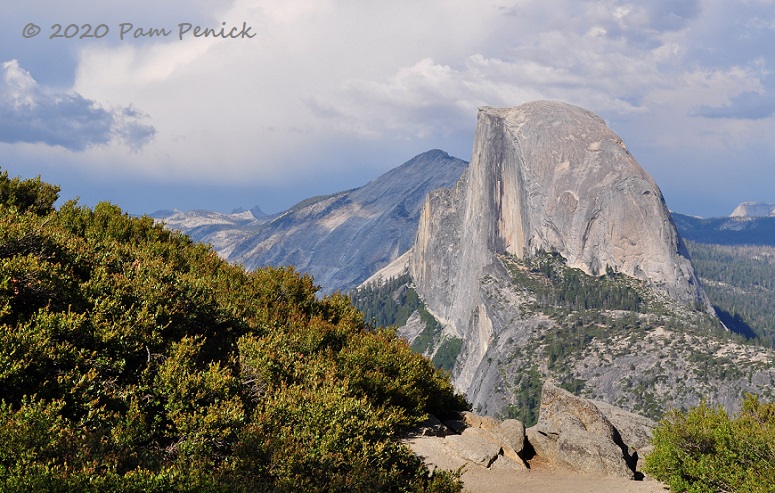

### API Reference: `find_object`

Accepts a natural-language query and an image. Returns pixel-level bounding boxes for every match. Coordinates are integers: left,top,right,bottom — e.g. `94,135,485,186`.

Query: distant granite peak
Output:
156,150,468,293
730,201,775,218
250,205,267,218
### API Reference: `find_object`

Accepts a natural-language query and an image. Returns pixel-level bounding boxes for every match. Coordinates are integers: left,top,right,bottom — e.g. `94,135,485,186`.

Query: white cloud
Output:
1,0,774,216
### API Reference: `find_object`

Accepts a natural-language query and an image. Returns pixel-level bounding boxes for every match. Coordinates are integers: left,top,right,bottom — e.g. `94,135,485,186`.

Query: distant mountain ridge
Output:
154,150,468,292
672,212,775,246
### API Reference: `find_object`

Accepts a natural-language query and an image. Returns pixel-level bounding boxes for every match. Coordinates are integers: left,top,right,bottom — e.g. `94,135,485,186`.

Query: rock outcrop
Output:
407,388,654,483
526,381,650,478
410,101,705,319
409,412,529,472
382,101,716,411
360,102,775,419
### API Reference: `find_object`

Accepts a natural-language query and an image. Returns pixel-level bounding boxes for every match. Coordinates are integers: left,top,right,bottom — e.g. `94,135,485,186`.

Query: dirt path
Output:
408,437,668,493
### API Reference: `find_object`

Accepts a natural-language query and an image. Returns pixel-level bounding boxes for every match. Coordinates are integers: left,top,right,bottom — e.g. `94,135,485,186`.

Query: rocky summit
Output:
411,101,705,316
365,101,775,418
730,201,775,218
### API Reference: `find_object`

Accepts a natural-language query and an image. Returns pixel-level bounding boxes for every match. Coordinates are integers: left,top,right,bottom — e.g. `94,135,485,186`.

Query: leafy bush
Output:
0,170,467,492
645,394,775,492
0,170,59,216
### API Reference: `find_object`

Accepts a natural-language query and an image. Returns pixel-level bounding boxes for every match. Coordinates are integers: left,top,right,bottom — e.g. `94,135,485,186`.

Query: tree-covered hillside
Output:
685,241,775,347
352,251,775,425
0,170,466,492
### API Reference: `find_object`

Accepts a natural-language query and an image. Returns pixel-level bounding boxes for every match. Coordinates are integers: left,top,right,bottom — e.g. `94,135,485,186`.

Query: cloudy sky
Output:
1,1,774,217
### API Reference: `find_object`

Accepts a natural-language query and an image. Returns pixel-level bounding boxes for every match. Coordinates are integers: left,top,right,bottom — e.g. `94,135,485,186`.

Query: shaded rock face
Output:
526,382,647,478
412,101,705,313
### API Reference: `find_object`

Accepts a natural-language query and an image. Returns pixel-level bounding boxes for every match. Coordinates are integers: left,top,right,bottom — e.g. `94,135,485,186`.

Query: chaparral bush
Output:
645,394,775,493
0,170,467,492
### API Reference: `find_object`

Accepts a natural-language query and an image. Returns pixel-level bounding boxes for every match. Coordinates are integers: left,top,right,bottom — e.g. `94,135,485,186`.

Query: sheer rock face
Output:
412,101,704,309
407,100,708,395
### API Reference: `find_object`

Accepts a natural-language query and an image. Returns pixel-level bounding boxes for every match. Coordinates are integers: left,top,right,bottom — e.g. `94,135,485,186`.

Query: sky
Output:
1,0,774,218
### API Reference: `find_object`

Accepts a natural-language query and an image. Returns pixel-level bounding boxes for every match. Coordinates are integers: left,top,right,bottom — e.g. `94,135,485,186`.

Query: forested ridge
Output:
686,241,775,346
0,170,466,492
672,212,775,245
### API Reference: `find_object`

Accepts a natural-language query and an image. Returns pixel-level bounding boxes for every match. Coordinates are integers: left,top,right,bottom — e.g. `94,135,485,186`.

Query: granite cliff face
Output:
407,101,708,396
411,101,704,314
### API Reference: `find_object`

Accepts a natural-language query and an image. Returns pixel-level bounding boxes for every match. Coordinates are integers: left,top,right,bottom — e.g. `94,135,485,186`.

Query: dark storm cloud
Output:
0,59,155,151
691,91,775,120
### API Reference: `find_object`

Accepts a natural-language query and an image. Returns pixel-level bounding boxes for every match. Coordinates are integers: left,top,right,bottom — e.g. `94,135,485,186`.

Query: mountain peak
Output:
410,101,706,316
156,151,468,293
730,201,775,218
392,100,713,408
250,205,267,218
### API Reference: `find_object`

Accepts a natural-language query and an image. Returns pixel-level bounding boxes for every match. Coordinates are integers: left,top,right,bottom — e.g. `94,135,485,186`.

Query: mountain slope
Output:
685,241,775,345
156,150,468,293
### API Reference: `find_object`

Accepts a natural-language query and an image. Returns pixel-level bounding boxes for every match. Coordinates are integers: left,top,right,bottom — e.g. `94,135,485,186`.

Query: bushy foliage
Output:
645,395,775,493
0,171,466,492
0,170,59,216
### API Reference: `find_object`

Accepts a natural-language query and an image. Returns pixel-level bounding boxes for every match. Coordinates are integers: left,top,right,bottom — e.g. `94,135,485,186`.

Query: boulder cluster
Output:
409,381,654,480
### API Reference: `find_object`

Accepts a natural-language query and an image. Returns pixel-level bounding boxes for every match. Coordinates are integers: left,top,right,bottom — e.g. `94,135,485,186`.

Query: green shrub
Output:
0,170,59,216
0,170,467,492
645,394,775,492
